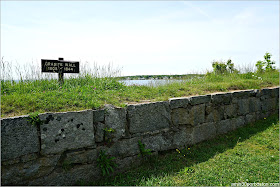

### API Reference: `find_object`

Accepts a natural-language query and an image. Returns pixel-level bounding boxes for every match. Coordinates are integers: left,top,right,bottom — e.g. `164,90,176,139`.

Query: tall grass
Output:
1,58,279,118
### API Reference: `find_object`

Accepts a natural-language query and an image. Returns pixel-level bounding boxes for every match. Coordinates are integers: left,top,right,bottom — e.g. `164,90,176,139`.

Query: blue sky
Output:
1,1,279,76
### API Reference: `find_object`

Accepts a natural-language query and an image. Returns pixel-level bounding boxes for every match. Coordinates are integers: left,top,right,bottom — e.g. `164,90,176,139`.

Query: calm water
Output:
119,79,186,86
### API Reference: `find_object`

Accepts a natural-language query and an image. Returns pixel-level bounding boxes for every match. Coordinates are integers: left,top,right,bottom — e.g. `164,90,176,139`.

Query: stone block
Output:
172,126,193,148
232,90,253,99
216,119,235,135
249,98,261,113
224,104,237,119
127,102,171,134
233,116,246,129
169,97,190,109
109,137,141,158
261,98,277,112
237,98,250,115
1,154,60,185
28,163,100,186
142,134,172,152
93,109,104,122
39,110,95,155
104,105,127,141
64,149,98,164
189,104,205,126
1,115,40,161
193,122,216,144
115,155,141,173
171,108,190,126
211,92,232,105
189,95,211,105
245,113,256,124
94,122,105,143
205,105,224,123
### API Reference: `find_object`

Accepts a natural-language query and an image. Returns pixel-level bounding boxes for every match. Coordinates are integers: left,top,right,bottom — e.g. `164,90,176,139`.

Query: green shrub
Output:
256,52,276,73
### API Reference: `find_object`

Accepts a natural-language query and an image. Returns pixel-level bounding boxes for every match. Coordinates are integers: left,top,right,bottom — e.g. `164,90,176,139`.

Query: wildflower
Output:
94,87,96,90
176,149,180,153
43,91,45,93
188,147,190,150
59,86,62,89
264,118,266,120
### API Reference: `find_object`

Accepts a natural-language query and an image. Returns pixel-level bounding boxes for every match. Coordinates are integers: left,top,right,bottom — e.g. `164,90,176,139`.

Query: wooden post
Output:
58,57,64,85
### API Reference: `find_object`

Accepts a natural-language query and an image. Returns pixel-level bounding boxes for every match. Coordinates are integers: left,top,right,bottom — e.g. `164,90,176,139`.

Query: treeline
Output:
118,74,204,80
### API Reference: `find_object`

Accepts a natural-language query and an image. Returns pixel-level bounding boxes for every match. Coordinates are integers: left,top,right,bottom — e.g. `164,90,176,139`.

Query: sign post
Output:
41,58,79,85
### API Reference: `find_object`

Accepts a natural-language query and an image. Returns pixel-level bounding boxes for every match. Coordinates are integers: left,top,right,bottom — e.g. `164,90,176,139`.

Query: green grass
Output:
1,70,279,118
81,114,279,186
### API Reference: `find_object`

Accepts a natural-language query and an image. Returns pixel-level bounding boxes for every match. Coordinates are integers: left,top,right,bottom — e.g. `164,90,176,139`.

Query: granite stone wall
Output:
1,87,279,185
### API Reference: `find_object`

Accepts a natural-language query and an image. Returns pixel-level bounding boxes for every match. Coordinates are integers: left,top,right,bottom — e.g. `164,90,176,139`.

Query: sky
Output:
1,1,279,77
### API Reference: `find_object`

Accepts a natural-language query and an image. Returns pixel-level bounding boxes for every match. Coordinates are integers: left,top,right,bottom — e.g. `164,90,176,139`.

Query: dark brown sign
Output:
41,59,79,73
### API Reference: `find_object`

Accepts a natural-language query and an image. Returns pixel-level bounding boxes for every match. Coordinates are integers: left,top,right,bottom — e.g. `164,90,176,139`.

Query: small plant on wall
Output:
103,127,115,145
27,112,42,126
138,140,152,158
97,150,117,176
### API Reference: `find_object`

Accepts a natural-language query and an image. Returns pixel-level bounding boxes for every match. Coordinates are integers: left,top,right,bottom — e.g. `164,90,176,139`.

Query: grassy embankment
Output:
81,114,279,186
1,65,279,118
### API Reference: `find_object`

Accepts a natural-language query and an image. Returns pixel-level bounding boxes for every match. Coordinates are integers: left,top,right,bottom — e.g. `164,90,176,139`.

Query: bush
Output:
256,52,276,73
211,59,238,74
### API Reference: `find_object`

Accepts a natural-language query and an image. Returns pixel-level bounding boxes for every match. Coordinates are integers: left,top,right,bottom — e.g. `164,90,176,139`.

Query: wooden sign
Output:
41,59,79,73
41,58,79,84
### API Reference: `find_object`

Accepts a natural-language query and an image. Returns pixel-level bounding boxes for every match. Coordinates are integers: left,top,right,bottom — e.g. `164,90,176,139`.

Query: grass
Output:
80,114,279,186
1,69,279,118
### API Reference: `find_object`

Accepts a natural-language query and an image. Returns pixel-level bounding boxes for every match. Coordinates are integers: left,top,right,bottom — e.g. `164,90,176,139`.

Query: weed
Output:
103,127,115,143
97,150,117,176
27,112,42,126
138,140,152,158
62,160,73,171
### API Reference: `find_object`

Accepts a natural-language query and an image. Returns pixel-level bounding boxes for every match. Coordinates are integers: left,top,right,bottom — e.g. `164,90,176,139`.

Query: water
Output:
119,79,186,86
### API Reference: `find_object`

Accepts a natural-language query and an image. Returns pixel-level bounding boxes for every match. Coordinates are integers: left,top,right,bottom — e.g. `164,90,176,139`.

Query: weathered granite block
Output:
245,113,256,124
237,98,250,115
142,134,172,152
104,105,126,142
94,122,105,143
39,110,95,155
193,122,216,144
189,95,211,105
93,109,104,122
64,149,98,164
224,104,237,119
205,105,224,123
169,97,190,109
189,104,205,126
233,116,246,128
128,102,171,134
29,163,100,186
216,119,235,134
260,88,273,98
1,115,40,161
232,90,253,99
115,155,141,173
1,154,60,186
172,126,193,148
248,98,261,113
211,92,232,105
261,98,277,112
109,137,141,158
171,108,190,126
